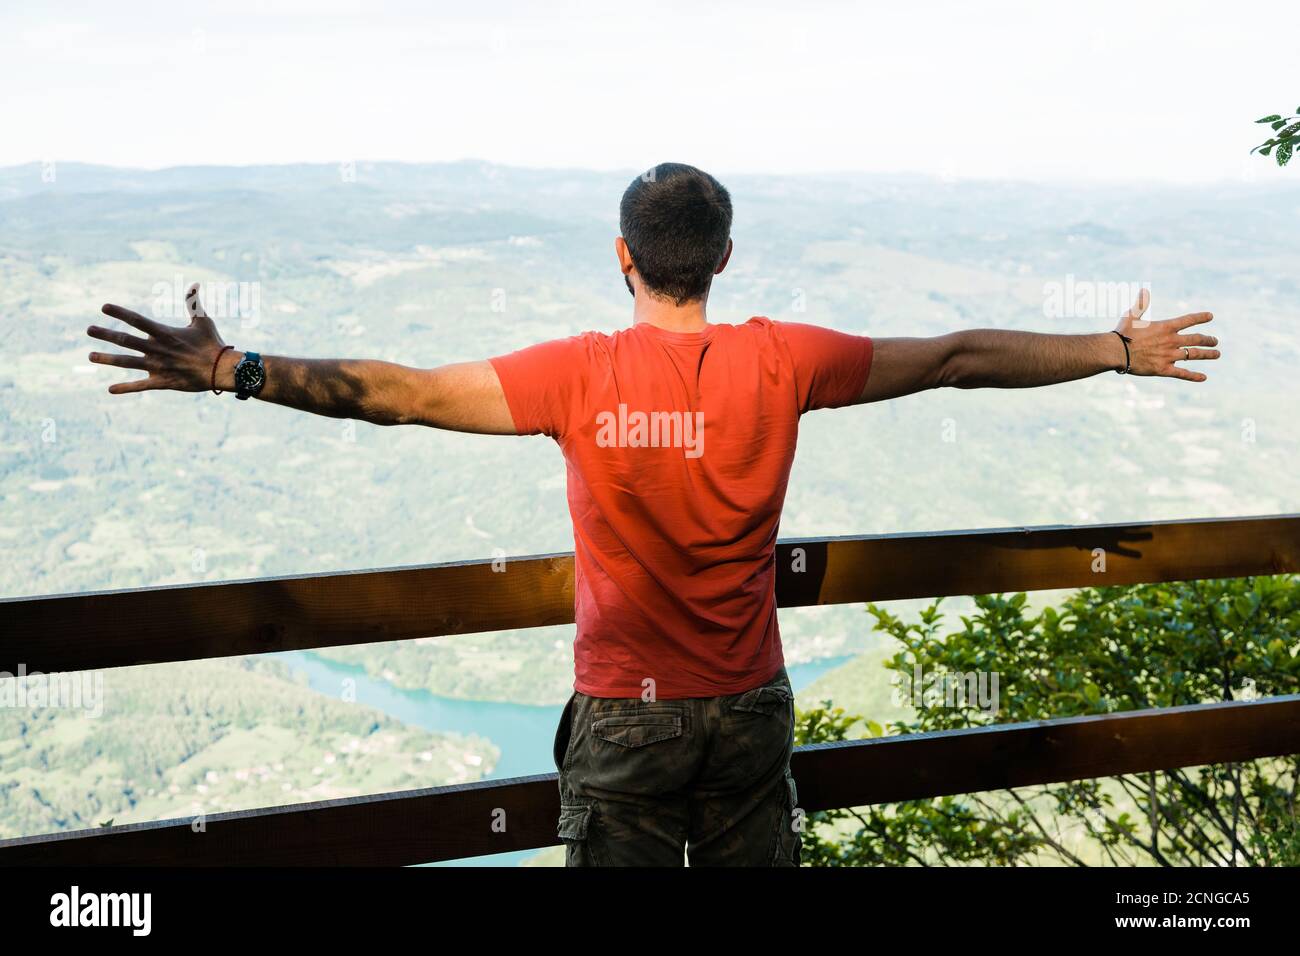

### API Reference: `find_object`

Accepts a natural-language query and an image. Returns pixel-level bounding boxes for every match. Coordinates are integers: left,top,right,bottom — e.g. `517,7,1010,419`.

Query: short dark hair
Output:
619,163,732,305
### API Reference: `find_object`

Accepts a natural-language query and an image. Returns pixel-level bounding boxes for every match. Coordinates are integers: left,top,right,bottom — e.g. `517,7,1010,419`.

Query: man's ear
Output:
615,236,637,298
715,238,733,275
615,236,635,275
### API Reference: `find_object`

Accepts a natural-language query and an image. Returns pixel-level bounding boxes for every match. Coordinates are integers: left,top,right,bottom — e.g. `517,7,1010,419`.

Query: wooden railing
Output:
1,514,1298,864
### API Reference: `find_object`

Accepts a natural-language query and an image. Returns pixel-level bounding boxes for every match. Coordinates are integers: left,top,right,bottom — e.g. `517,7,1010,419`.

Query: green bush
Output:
796,576,1300,866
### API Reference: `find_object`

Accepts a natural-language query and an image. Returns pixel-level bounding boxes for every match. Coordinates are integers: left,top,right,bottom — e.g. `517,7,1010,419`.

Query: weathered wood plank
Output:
2,515,1297,674
2,696,1296,866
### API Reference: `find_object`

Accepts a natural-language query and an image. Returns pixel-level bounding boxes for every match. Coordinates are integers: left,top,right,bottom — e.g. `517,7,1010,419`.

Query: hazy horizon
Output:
10,157,1300,194
5,0,1298,184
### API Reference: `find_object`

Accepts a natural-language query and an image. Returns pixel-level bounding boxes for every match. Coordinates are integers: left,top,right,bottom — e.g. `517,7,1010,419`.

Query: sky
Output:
2,0,1297,183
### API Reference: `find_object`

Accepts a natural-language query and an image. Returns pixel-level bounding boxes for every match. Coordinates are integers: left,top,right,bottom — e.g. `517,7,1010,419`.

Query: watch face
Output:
235,359,266,394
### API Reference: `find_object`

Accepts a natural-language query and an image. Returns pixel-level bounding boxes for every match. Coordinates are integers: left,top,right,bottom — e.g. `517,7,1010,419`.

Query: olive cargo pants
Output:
551,666,802,866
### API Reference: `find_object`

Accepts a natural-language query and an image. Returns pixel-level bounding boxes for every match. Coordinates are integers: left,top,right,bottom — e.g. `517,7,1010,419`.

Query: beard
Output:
624,275,635,297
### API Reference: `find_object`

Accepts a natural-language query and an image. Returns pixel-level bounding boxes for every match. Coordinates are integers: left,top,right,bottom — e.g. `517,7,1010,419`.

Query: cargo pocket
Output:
770,770,802,867
557,802,600,866
558,802,591,841
591,713,683,748
582,707,689,798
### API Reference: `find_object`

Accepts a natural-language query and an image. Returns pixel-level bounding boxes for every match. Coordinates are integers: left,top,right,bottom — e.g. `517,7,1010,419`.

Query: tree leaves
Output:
1251,107,1300,165
800,575,1300,866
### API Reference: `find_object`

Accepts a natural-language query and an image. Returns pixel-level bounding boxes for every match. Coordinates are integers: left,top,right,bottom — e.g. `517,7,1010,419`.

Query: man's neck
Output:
632,292,709,333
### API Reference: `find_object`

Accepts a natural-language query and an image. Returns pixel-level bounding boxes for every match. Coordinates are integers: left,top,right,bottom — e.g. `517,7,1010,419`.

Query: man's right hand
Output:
1113,289,1219,382
88,283,232,394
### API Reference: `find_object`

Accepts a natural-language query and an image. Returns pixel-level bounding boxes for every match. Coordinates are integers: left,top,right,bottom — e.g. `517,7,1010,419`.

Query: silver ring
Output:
1180,346,1190,361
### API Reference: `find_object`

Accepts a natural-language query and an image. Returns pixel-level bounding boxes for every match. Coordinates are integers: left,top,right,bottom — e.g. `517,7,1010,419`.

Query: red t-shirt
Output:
488,317,873,698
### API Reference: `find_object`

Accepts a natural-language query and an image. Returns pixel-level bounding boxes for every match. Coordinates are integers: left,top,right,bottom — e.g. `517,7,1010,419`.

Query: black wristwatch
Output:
233,351,266,401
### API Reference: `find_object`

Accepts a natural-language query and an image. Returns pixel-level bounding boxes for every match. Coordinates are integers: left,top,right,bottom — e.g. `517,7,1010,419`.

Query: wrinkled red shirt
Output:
489,317,873,698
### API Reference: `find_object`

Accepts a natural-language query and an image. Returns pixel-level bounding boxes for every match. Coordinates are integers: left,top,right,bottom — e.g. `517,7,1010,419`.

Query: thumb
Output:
1123,288,1151,328
186,282,210,324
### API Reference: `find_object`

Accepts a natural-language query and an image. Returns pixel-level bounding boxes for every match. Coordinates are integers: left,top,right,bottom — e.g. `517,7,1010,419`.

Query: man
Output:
87,162,1219,867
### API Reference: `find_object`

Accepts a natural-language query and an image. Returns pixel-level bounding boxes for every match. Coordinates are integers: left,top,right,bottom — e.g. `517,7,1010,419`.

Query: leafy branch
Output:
798,576,1300,867
1252,109,1300,166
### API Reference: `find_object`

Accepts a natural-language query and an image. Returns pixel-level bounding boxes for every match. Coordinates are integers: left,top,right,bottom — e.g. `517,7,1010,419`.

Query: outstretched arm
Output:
858,290,1219,404
87,285,516,434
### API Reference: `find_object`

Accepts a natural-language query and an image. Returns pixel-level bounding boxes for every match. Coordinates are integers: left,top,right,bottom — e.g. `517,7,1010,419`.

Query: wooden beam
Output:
2,514,1296,675
792,694,1300,810
2,695,1296,866
774,513,1300,607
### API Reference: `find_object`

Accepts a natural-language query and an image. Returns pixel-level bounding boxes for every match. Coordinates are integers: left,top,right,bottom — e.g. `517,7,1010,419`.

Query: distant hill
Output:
0,657,497,839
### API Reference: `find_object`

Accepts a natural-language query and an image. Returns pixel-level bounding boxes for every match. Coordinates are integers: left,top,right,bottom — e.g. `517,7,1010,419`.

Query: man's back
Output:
490,316,873,698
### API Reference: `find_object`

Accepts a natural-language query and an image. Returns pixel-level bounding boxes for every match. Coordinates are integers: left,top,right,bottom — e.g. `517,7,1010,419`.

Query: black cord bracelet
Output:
1112,330,1133,374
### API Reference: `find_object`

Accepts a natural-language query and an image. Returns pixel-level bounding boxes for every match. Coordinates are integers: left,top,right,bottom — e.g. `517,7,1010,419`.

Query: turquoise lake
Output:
275,649,850,866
